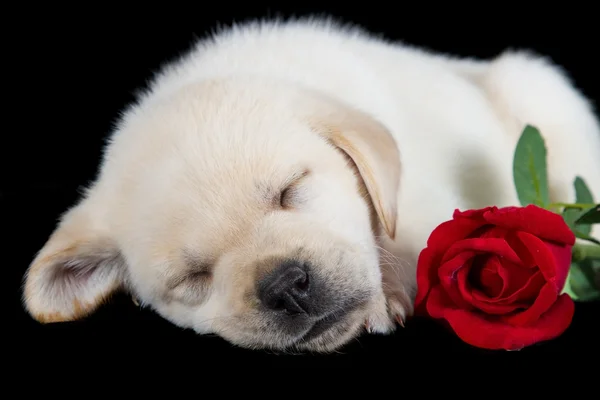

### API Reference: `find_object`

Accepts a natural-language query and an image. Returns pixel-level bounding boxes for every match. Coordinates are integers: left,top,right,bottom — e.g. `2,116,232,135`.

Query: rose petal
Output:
476,226,540,297
516,232,572,292
456,259,529,315
414,247,439,311
503,282,558,326
441,237,521,265
483,205,575,246
438,251,475,310
426,217,490,254
476,270,545,305
470,293,528,314
458,269,520,315
505,270,546,303
479,226,509,239
415,218,502,312
453,206,498,221
426,286,575,350
425,285,454,319
476,256,504,298
503,231,537,268
436,238,532,313
492,256,512,296
416,207,506,313
543,240,573,292
496,256,539,299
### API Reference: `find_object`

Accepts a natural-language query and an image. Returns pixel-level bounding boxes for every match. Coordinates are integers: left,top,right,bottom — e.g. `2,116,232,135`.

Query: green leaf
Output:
512,125,550,207
572,242,600,262
568,178,596,235
573,229,600,245
562,206,581,232
563,260,600,302
561,271,579,300
575,204,600,225
574,177,594,204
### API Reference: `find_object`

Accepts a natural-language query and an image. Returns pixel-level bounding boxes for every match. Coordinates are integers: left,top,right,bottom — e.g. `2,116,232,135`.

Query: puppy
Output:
22,18,600,352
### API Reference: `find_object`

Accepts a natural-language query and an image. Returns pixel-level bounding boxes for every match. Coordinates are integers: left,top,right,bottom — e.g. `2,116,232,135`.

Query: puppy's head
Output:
22,78,402,352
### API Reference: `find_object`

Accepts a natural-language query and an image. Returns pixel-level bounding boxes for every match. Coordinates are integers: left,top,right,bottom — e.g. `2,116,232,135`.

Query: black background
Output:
6,3,599,366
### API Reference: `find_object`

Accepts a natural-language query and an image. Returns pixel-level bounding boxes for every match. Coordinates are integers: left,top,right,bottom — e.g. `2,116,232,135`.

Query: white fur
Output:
145,18,600,247
23,18,600,352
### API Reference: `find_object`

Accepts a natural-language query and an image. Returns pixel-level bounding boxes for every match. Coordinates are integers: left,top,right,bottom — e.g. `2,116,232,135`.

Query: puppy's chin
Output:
292,318,365,353
214,317,365,354
204,300,371,353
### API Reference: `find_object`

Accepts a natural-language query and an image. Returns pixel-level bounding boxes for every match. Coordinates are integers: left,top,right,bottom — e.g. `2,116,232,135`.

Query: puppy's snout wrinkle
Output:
258,260,312,315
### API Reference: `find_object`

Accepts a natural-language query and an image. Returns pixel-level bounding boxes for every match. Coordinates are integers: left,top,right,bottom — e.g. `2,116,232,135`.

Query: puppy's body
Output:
150,19,600,253
23,19,600,352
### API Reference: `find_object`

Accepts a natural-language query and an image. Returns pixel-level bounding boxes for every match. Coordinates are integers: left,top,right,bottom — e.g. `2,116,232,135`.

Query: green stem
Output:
572,243,600,262
580,261,599,290
548,202,596,210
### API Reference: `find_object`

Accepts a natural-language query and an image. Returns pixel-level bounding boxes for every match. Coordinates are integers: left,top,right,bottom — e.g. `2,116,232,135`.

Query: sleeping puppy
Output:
22,18,600,352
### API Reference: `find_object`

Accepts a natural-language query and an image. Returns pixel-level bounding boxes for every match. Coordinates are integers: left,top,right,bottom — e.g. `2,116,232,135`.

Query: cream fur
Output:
22,18,600,352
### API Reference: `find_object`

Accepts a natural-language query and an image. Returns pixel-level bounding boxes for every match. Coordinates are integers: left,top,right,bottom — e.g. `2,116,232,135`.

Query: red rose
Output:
414,205,576,350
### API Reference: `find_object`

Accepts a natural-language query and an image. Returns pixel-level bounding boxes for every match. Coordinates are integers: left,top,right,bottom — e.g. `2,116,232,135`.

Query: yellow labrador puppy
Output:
22,18,600,352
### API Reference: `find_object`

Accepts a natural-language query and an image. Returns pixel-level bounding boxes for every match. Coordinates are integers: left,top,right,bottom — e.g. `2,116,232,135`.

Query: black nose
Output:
258,260,312,315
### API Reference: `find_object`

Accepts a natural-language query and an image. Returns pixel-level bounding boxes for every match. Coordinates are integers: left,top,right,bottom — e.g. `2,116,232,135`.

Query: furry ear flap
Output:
22,203,126,323
305,95,401,239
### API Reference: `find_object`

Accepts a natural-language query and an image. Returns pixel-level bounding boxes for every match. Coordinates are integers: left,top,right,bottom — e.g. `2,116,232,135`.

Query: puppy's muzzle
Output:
257,259,360,341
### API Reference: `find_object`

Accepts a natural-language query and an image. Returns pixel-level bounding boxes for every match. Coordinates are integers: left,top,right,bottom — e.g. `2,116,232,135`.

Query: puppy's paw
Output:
364,290,413,335
364,306,395,335
386,292,411,327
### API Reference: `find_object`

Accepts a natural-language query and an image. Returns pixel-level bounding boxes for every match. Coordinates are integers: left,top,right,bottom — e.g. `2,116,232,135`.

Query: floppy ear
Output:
22,202,126,323
306,96,401,239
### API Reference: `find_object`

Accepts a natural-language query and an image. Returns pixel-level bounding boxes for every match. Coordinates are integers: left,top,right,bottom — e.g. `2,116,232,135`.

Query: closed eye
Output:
279,186,294,209
187,270,211,281
167,254,214,305
167,269,211,290
278,169,310,209
168,251,214,289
